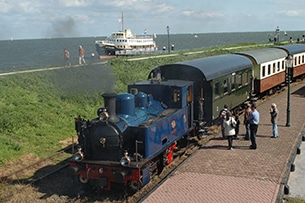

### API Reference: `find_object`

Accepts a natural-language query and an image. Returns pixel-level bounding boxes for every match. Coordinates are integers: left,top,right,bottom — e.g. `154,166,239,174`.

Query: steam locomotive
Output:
70,79,194,191
70,43,305,191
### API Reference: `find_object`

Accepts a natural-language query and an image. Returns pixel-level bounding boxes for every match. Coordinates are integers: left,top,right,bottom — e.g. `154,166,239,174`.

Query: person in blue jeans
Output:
270,103,279,138
248,103,259,150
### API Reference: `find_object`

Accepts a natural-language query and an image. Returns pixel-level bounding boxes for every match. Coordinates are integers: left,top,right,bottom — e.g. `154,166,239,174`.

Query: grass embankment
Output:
0,42,275,166
0,66,114,165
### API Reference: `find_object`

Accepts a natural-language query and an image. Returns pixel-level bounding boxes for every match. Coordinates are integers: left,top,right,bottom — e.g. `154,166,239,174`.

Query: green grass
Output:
0,65,113,165
285,198,305,203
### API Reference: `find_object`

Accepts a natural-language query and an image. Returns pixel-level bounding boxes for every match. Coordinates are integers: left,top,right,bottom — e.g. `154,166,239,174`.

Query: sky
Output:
0,0,305,40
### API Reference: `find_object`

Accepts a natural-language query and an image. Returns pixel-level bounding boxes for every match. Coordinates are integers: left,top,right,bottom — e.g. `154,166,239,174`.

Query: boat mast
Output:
121,11,124,32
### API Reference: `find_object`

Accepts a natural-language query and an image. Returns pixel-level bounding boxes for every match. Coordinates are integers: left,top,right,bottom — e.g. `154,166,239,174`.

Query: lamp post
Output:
166,25,170,54
285,54,293,127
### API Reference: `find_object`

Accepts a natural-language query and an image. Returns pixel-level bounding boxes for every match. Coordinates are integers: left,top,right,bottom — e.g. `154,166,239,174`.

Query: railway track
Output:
0,145,74,202
0,145,72,183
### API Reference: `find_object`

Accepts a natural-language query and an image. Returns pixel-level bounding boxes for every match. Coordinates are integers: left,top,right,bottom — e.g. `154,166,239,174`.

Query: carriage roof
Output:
153,54,252,81
276,44,305,55
236,48,287,64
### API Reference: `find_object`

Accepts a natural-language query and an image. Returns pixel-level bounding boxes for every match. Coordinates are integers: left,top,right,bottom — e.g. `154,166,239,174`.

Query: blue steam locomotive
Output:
70,79,194,191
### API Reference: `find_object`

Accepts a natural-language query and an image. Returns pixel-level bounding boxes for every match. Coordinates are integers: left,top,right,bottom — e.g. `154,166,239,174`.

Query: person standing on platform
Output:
64,49,71,67
248,103,259,150
219,104,231,139
78,45,86,65
244,103,252,140
233,115,240,140
223,112,236,150
270,103,279,138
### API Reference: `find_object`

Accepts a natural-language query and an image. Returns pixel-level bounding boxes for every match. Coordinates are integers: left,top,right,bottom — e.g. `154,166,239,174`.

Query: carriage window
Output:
242,72,248,85
223,79,228,94
215,82,220,97
231,74,236,91
282,60,285,70
277,62,280,72
302,55,304,64
237,74,242,88
268,64,271,75
273,63,276,74
262,66,266,77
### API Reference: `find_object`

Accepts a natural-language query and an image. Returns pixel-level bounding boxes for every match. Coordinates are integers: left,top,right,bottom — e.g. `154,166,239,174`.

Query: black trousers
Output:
250,124,258,148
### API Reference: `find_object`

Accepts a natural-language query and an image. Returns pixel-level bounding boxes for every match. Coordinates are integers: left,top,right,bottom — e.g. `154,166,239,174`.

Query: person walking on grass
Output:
64,49,71,67
79,45,86,65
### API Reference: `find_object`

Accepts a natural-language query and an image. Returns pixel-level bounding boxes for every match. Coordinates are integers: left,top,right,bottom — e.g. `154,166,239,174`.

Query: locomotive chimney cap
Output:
102,92,117,97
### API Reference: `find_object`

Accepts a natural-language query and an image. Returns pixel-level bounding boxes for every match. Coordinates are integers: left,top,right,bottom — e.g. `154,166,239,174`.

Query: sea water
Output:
1,31,304,72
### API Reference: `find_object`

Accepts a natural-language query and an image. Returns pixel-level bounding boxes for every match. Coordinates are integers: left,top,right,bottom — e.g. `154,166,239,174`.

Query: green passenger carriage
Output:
149,54,253,124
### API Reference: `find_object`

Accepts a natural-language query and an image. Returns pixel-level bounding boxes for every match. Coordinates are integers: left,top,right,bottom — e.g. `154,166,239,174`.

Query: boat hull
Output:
95,42,158,57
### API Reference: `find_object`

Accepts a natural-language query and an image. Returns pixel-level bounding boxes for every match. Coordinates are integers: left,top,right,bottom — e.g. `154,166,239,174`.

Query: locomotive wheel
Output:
157,155,164,175
128,180,141,192
178,135,189,148
79,175,89,184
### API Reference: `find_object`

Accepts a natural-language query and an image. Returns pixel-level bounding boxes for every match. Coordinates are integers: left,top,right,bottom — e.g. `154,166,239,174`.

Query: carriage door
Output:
187,85,194,128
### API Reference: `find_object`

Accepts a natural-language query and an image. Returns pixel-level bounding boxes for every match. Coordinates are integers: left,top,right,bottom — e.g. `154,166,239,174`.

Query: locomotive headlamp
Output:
120,151,131,167
74,148,84,162
98,168,104,174
98,108,110,121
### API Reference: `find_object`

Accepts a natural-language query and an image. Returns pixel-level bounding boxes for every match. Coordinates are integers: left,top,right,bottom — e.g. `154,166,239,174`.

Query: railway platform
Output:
142,81,305,203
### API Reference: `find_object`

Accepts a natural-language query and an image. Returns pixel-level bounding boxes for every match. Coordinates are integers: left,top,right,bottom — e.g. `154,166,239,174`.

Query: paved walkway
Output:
287,137,305,200
142,81,305,203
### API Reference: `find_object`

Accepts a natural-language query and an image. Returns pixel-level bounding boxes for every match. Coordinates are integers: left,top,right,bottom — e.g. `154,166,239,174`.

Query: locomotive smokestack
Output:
102,93,120,122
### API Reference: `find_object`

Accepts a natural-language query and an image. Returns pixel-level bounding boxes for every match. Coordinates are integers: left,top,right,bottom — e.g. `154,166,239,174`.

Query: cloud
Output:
102,0,175,14
181,10,224,19
0,1,13,13
279,9,304,16
58,0,92,7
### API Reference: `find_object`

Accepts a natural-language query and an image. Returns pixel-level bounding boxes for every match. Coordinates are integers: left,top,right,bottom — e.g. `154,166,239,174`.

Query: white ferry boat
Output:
95,13,158,58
